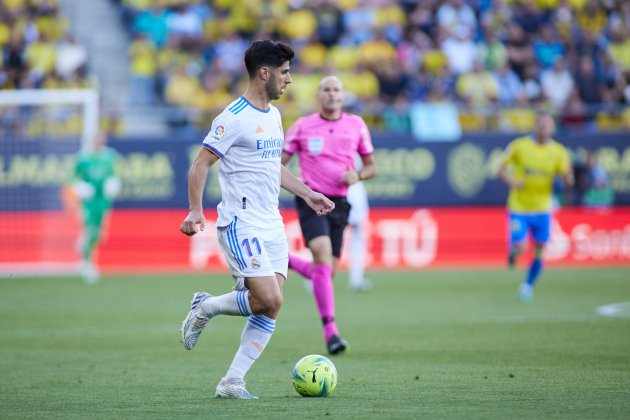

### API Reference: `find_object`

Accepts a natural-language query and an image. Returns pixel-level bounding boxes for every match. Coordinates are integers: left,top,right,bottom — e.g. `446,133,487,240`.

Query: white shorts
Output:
217,217,288,288
347,182,369,226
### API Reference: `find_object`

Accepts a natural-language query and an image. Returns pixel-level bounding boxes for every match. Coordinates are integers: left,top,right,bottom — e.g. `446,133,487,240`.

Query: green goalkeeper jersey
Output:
73,147,118,202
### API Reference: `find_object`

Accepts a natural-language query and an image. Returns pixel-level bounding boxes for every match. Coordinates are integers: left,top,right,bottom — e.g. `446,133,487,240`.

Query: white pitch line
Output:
596,302,630,318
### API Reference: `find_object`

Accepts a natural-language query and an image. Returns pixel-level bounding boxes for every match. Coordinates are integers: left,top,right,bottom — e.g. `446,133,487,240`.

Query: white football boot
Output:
180,292,212,350
215,377,259,399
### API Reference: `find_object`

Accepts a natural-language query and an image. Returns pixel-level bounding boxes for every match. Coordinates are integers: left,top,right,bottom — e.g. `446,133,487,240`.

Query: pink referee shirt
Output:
283,112,374,197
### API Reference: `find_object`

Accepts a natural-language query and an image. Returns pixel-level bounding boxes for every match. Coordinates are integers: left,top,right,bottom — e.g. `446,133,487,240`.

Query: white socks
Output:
225,315,276,380
349,224,366,286
200,289,252,317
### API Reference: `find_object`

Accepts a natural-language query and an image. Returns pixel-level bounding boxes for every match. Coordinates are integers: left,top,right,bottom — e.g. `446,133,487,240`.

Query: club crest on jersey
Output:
251,258,261,270
213,125,225,139
307,137,324,154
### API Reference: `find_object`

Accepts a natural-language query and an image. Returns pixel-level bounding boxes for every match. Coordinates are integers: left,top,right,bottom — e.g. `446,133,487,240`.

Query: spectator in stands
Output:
575,55,604,105
561,88,588,129
441,25,476,74
166,4,204,50
24,33,56,86
577,0,607,36
521,61,543,104
436,0,477,38
315,0,344,48
456,60,498,107
164,64,201,108
2,34,26,89
127,33,157,105
512,0,549,34
376,60,408,104
132,4,169,48
408,1,436,36
494,61,522,105
505,22,533,79
541,57,574,111
477,30,507,71
382,94,411,133
480,0,512,41
55,34,87,80
574,150,614,207
213,31,249,75
534,24,564,69
608,28,630,78
342,1,376,45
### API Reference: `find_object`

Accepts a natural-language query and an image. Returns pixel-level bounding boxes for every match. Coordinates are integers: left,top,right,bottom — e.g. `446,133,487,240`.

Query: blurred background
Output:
0,0,629,274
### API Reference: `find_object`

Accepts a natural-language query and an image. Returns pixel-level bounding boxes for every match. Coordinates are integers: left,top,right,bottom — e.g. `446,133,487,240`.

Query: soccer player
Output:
70,131,121,284
498,111,574,301
281,76,377,354
346,159,371,292
179,40,334,400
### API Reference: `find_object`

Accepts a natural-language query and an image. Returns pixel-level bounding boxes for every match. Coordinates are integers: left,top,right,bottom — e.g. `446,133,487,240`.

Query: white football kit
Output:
203,96,288,280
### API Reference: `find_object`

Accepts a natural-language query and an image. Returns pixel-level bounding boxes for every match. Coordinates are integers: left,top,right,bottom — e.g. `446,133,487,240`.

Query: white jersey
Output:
202,96,285,228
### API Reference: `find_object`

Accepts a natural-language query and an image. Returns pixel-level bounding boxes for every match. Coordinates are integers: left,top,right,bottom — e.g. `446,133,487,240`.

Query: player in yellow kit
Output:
498,111,574,301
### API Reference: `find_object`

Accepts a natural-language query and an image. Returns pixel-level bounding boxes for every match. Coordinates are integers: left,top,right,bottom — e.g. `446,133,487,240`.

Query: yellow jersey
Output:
502,136,570,213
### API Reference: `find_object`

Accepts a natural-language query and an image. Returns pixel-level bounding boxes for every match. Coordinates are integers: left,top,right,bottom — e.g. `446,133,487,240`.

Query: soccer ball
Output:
291,354,337,397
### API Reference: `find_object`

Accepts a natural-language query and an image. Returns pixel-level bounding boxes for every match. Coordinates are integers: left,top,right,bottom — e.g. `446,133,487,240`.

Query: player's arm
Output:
341,117,377,185
340,154,377,185
180,147,219,236
281,151,292,165
497,142,523,189
358,154,376,181
498,162,523,189
280,164,335,216
561,169,574,188
281,118,301,166
558,148,575,188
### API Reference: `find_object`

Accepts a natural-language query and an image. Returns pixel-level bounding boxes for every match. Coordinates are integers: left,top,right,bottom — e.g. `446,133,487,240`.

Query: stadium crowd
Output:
2,0,630,134
116,0,630,132
0,0,91,91
0,0,101,137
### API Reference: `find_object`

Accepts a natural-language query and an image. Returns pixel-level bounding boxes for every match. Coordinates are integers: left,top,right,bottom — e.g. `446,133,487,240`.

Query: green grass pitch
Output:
1,268,629,419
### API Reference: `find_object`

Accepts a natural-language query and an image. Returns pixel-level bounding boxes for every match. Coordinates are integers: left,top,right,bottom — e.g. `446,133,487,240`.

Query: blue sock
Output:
525,258,543,286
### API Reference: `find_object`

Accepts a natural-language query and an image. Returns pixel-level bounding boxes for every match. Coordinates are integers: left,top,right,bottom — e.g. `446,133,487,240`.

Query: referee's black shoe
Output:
327,335,347,355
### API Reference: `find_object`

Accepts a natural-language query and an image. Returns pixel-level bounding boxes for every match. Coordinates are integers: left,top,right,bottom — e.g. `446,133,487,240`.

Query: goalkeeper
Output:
70,131,121,283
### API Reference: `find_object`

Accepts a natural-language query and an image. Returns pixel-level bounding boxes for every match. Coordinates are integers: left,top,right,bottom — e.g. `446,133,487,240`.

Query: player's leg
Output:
519,213,550,301
346,183,370,291
215,273,283,399
181,220,262,350
288,196,323,280
508,212,527,268
308,235,346,353
290,195,330,292
216,226,288,399
316,198,351,354
288,253,314,279
80,202,107,283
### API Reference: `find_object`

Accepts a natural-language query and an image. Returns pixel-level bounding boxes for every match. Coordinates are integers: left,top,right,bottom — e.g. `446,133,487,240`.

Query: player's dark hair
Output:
244,40,294,79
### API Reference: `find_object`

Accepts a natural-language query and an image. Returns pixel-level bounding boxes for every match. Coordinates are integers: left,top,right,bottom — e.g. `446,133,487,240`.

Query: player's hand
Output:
180,210,206,236
510,179,525,189
305,192,335,216
340,165,360,186
74,181,95,200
